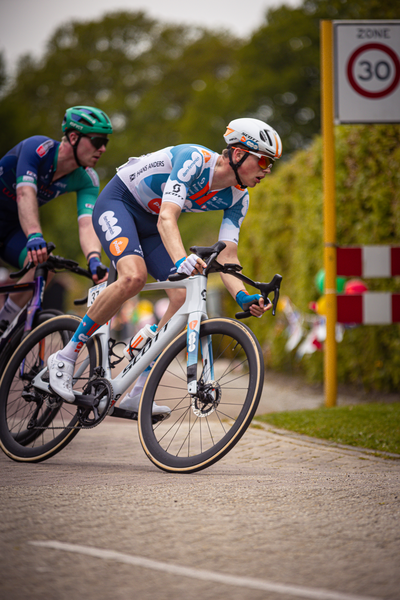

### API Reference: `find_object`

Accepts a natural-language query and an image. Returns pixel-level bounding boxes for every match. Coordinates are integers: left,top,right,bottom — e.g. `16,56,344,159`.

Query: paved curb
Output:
251,420,400,460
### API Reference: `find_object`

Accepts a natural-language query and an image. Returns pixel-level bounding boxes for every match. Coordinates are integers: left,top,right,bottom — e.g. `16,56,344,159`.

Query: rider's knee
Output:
118,272,147,298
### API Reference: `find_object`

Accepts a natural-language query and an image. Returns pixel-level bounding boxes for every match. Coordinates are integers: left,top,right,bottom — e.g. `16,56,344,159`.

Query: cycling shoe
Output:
119,392,171,416
47,352,76,403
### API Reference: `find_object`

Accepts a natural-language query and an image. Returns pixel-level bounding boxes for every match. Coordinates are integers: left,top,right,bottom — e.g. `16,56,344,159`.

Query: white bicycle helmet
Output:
224,118,282,160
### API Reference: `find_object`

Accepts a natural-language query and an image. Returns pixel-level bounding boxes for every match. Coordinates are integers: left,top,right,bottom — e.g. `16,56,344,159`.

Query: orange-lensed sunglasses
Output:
232,147,273,170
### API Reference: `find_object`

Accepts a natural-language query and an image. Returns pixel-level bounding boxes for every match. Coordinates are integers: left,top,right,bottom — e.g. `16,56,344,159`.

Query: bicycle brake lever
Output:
9,262,34,279
235,297,272,320
9,241,57,279
271,285,281,316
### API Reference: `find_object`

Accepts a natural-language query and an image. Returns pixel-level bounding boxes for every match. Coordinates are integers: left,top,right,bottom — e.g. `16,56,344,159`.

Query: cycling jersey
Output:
0,135,99,219
93,144,250,281
115,144,249,245
0,135,100,268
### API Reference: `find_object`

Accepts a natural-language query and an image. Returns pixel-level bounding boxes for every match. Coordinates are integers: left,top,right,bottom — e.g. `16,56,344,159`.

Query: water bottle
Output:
123,323,157,360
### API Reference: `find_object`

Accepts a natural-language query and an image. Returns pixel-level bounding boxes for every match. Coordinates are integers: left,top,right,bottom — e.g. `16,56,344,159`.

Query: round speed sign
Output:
347,43,400,99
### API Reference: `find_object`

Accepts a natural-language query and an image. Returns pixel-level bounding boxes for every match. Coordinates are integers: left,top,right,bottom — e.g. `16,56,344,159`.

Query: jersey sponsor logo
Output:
2,186,16,200
164,179,185,202
36,139,54,157
85,168,99,187
246,139,258,150
200,150,211,163
98,210,122,241
110,237,129,256
148,198,161,214
148,160,165,169
177,152,202,182
22,175,35,183
85,203,94,210
38,183,59,199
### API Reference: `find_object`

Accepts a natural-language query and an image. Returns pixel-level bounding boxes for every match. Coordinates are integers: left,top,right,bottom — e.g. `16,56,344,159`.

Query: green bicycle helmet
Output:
62,106,113,136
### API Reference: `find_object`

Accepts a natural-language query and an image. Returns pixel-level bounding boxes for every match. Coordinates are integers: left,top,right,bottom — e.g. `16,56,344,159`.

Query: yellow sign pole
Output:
321,20,337,407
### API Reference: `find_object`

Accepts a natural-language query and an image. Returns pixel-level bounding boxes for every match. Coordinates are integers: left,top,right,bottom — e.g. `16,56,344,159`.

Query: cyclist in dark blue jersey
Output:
48,118,283,412
0,106,112,329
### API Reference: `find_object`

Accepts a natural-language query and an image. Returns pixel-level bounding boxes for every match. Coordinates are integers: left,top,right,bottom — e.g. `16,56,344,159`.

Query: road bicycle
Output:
0,242,282,473
0,243,96,375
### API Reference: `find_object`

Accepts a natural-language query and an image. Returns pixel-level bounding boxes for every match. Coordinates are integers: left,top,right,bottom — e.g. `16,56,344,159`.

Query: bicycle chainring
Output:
78,377,114,429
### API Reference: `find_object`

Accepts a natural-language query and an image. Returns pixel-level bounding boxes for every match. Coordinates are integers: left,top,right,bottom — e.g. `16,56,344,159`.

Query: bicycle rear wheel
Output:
0,315,101,462
0,309,63,375
138,318,264,473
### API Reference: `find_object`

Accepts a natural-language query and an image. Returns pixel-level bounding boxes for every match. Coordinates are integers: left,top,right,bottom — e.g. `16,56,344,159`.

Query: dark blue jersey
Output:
0,135,99,219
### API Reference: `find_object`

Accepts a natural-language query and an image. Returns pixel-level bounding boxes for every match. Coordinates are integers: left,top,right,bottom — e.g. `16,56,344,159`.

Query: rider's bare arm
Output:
157,202,206,272
16,185,47,264
217,242,270,317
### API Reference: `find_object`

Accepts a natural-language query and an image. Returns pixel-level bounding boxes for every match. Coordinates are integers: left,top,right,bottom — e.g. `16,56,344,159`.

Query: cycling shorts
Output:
92,175,176,282
0,213,27,269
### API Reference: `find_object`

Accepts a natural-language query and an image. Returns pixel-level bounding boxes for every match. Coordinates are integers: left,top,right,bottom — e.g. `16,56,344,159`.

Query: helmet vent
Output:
260,129,273,146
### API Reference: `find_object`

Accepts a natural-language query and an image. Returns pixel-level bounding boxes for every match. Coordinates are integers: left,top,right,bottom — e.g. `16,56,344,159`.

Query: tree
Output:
226,0,400,155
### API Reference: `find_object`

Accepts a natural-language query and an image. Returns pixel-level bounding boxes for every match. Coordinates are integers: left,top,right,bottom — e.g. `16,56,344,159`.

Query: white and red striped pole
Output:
337,246,400,277
337,292,400,324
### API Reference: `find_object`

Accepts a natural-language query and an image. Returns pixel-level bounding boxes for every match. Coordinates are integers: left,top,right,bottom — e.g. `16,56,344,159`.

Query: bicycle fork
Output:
186,314,214,394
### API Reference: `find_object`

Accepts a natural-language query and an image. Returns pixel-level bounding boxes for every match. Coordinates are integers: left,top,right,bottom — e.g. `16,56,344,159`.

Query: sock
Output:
126,361,155,399
57,314,100,364
0,297,22,323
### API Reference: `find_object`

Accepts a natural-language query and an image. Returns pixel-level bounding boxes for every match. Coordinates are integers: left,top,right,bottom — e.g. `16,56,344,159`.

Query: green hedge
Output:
238,124,400,392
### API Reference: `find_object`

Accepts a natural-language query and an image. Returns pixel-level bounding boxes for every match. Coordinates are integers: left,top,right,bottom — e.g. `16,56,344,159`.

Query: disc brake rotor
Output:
191,381,221,417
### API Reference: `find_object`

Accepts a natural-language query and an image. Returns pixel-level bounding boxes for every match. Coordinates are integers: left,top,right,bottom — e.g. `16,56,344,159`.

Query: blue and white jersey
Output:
116,144,249,245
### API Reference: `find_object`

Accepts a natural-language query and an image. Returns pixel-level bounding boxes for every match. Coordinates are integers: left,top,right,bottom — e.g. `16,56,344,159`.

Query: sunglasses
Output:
233,147,273,170
83,135,110,150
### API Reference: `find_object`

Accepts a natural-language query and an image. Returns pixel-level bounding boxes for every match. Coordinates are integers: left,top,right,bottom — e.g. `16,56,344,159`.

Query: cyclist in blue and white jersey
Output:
48,118,283,413
0,106,112,330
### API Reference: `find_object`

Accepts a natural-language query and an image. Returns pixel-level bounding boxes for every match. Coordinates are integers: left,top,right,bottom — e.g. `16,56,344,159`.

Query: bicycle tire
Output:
138,317,264,473
0,315,102,462
0,309,63,375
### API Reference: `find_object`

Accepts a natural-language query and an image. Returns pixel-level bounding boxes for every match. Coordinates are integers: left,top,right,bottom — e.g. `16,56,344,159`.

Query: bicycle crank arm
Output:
110,406,168,424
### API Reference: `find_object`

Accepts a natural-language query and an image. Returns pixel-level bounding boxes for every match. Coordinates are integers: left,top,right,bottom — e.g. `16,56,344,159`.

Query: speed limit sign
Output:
334,21,400,123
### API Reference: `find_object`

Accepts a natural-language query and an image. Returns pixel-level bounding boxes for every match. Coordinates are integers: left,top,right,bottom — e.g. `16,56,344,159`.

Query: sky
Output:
0,0,301,73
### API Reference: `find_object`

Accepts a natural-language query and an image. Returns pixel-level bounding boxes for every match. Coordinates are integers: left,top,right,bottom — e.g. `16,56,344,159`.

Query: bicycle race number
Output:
334,21,400,123
87,282,107,307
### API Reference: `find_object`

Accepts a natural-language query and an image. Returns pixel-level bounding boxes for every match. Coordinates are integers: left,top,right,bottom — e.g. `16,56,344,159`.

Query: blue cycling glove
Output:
88,254,108,280
236,290,262,311
26,233,46,254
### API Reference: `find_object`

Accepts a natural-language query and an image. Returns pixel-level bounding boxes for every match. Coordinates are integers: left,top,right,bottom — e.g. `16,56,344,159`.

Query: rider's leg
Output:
48,255,147,402
118,287,185,414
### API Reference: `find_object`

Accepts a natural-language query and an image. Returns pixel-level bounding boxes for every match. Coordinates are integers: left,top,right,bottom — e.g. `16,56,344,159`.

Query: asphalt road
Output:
1,376,399,600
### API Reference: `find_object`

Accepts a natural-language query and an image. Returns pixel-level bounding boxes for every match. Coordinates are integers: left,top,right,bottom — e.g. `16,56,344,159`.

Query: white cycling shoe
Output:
47,352,76,403
119,392,171,416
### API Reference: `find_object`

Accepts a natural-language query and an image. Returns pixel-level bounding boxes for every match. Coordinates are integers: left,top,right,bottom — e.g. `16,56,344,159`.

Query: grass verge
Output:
255,403,400,455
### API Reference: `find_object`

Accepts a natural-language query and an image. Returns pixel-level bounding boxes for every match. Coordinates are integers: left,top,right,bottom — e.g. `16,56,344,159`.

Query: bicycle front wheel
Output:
138,317,264,473
0,315,101,462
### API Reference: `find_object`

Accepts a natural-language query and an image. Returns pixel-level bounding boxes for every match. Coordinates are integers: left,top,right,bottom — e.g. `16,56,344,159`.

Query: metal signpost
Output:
320,20,400,407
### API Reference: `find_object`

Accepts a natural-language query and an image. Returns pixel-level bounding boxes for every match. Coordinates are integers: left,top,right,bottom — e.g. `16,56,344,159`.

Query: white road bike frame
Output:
33,274,212,400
